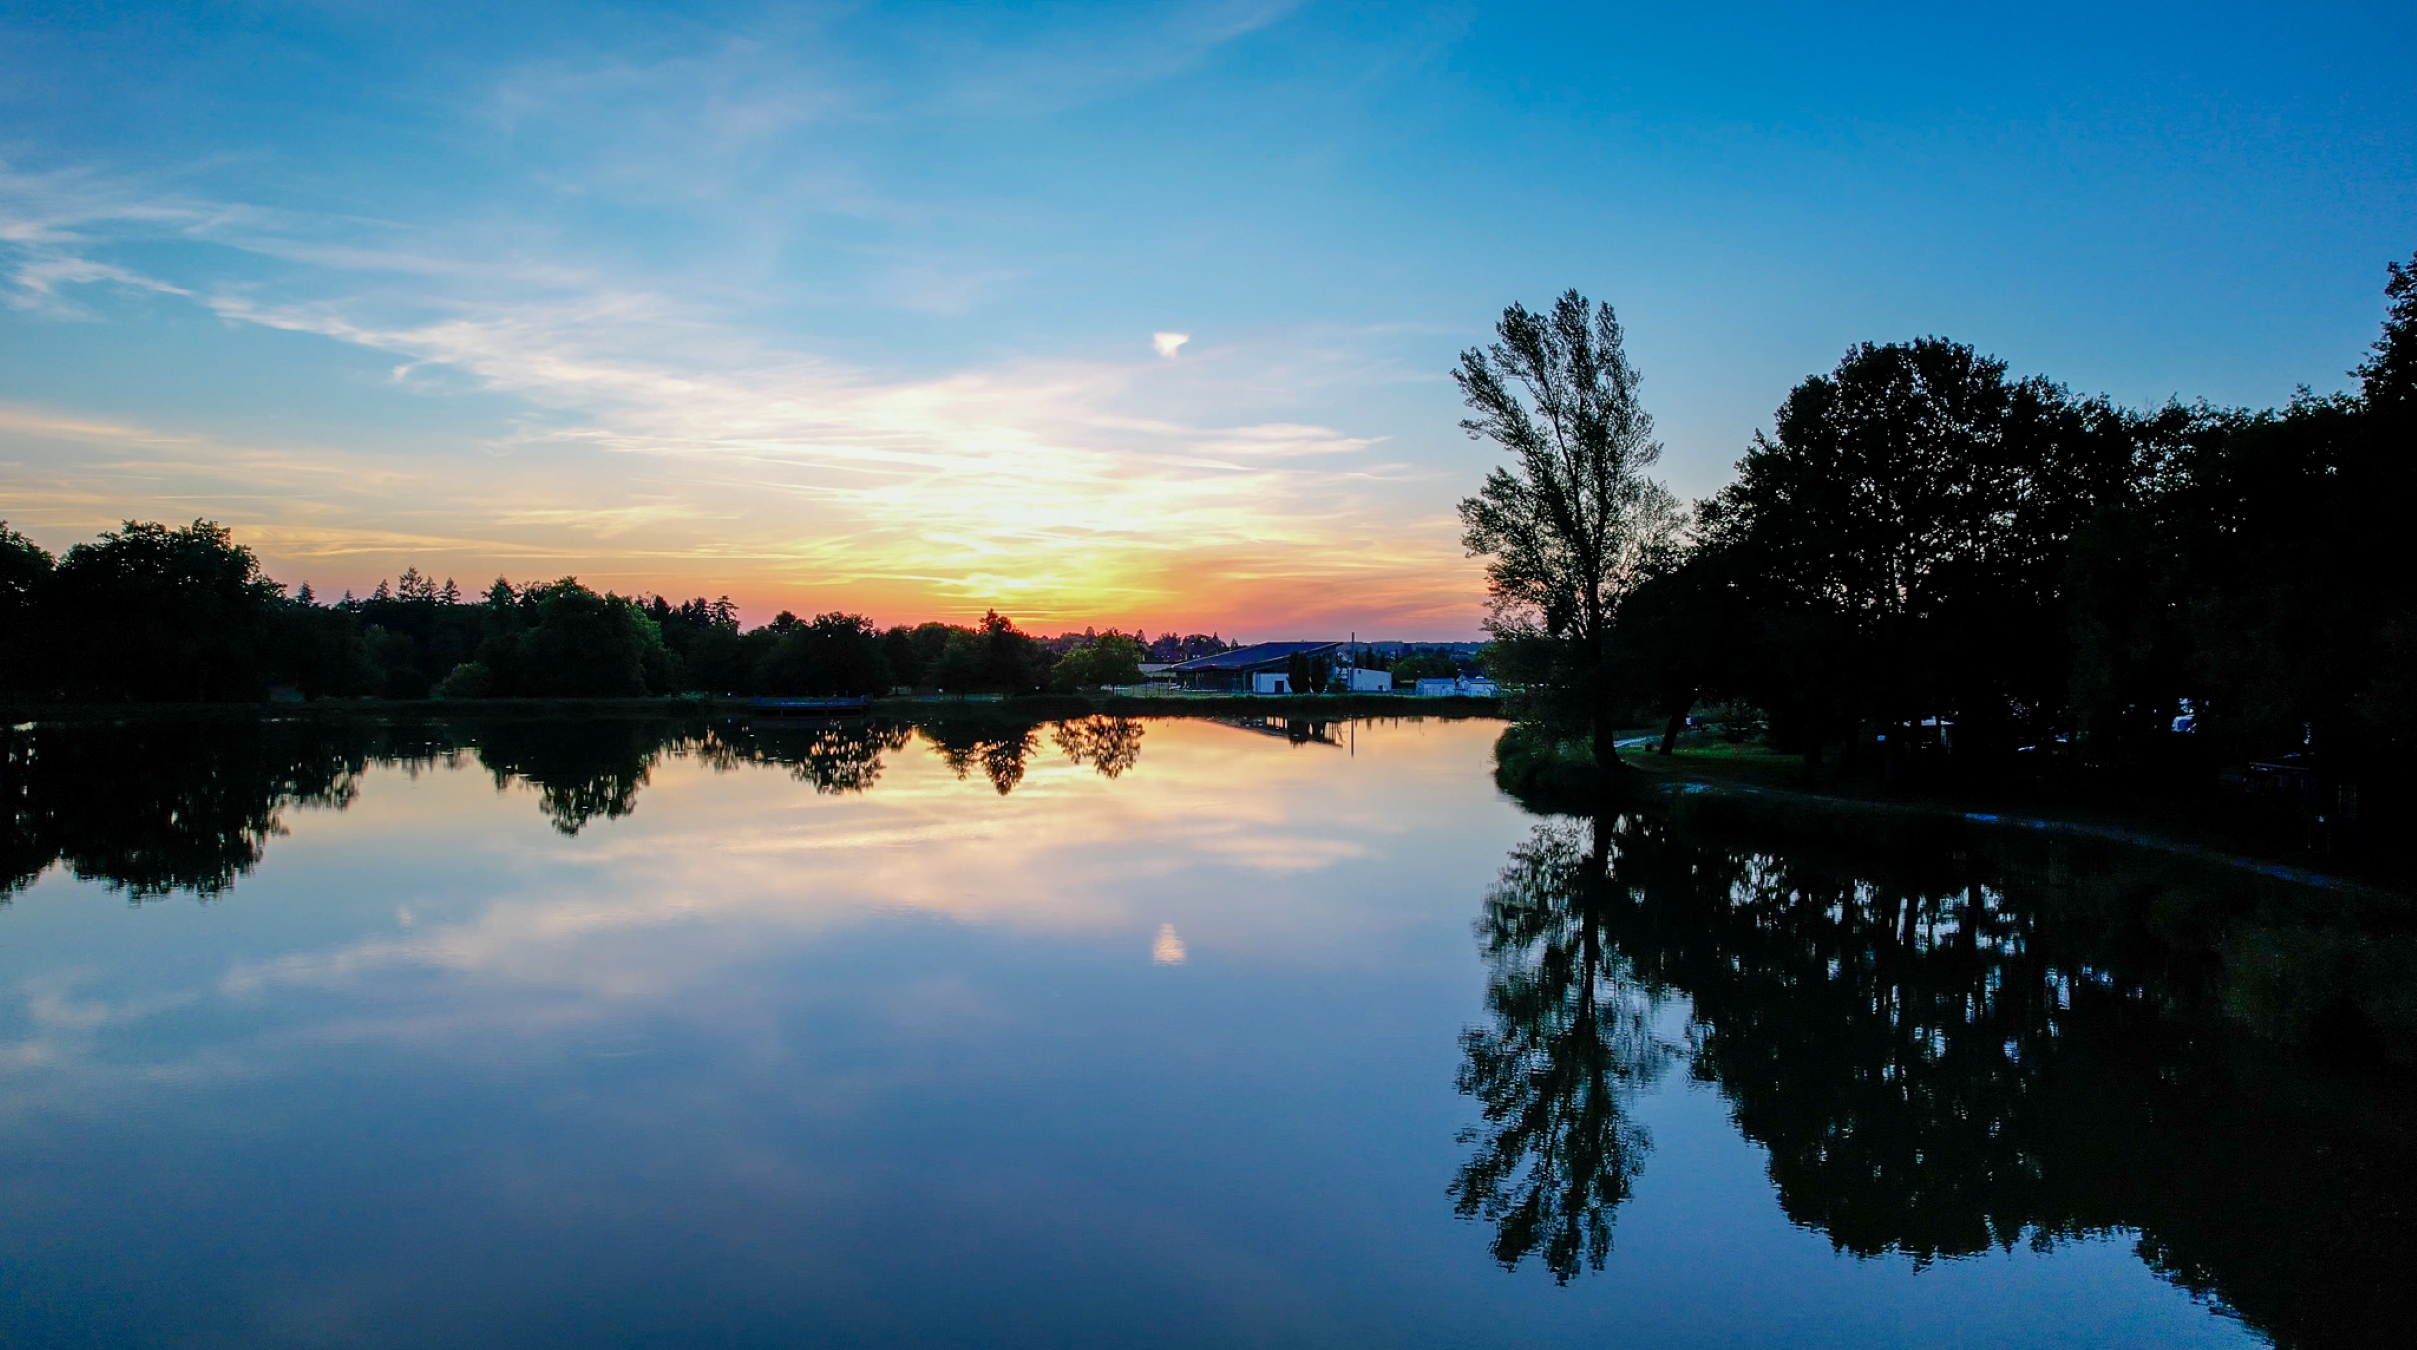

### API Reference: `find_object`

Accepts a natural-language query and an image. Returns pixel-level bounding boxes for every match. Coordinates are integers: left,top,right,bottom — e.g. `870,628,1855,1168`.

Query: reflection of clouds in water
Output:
1152,924,1186,965
3,718,1518,1084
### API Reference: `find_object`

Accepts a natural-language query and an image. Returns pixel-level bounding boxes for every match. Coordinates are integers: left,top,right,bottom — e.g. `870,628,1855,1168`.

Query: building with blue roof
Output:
1164,641,1343,693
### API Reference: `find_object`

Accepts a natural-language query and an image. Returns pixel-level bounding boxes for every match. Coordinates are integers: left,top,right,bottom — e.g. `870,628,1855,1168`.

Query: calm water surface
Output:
0,713,2403,1347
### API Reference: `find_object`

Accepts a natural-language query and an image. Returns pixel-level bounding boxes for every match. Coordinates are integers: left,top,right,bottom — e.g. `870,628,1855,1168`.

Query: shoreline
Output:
1,691,1506,722
1538,744,2415,900
8,698,2396,894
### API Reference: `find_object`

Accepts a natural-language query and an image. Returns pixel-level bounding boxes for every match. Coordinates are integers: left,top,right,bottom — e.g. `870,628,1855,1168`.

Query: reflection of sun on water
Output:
1152,924,1186,965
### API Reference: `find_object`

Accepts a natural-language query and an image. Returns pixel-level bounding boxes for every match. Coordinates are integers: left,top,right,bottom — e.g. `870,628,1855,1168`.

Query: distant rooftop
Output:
1164,640,1341,672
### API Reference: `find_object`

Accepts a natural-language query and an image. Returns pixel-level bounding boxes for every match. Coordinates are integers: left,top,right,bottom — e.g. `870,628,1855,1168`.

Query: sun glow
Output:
0,138,1491,638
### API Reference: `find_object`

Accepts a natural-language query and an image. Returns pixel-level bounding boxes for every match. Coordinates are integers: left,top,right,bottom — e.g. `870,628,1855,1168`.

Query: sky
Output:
1,1,2411,638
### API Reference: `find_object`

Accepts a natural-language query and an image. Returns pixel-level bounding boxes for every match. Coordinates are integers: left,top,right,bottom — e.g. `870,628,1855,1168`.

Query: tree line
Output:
1459,254,2417,841
0,531,1234,703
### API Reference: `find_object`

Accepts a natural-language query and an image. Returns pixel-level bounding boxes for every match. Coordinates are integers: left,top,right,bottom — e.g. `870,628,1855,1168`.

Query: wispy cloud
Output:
0,0,1484,633
919,0,1308,118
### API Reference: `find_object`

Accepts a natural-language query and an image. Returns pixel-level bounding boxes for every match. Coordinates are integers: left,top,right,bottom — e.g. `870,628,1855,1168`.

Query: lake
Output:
0,712,2403,1348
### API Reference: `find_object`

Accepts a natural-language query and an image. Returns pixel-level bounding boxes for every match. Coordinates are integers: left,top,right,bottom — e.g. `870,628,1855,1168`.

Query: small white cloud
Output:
1152,923,1187,964
1152,331,1189,359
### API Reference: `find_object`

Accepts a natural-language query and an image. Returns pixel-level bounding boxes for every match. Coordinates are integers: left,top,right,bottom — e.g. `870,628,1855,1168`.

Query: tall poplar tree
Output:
1456,290,1681,768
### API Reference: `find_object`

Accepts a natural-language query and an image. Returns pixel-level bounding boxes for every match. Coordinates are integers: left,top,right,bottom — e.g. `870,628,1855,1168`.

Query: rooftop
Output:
1164,640,1341,672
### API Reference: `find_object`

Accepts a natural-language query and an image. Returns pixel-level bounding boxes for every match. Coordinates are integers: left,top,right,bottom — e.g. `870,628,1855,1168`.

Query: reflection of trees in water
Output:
1219,716,1342,746
3,719,382,898
702,720,913,794
1461,794,2417,1347
1051,716,1144,779
468,717,689,835
920,721,1038,795
0,711,1128,897
1453,817,1677,1281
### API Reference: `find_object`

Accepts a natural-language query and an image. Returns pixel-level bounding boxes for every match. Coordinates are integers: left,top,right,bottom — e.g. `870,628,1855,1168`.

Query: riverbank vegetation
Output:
1462,256,2417,867
0,529,1224,704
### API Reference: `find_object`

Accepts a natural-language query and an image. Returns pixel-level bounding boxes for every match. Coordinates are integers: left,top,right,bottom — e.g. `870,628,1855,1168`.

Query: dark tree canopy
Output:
0,520,1127,710
1694,339,2142,757
1472,251,2417,861
35,520,287,703
757,612,894,697
1051,634,1145,692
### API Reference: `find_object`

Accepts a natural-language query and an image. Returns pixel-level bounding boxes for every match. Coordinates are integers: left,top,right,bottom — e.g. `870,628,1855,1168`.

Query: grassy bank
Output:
1495,726,2408,895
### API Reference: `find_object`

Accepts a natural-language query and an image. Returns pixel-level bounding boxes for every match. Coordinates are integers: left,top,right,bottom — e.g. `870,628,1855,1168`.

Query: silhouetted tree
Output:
758,612,894,697
1456,290,1682,769
462,579,675,698
929,612,1050,694
0,522,56,697
1696,339,2144,769
1050,634,1145,692
1284,649,1313,697
35,520,287,702
1609,550,1745,753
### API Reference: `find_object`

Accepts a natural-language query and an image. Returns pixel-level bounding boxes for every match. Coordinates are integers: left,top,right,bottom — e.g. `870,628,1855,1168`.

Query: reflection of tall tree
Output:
1,726,49,894
1453,816,1676,1282
920,721,1038,795
1473,777,2417,1345
702,720,912,794
1051,716,1144,778
1611,819,2417,1346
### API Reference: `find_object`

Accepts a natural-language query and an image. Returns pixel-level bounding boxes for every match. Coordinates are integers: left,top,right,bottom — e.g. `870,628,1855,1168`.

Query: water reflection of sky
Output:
0,717,2253,1347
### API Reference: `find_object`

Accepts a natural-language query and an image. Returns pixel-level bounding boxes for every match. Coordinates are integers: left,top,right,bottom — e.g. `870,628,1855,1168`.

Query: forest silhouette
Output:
1463,252,2417,862
0,544,1186,707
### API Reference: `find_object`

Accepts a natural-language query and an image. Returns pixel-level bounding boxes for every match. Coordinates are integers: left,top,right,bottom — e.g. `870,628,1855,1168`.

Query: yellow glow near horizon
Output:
0,164,1496,638
0,353,1493,636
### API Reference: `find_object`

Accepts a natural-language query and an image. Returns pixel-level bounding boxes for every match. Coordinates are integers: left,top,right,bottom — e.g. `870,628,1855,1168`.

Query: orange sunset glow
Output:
0,351,1487,635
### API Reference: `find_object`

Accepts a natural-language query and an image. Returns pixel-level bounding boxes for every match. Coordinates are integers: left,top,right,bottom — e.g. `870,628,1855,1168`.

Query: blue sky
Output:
2,1,2410,634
